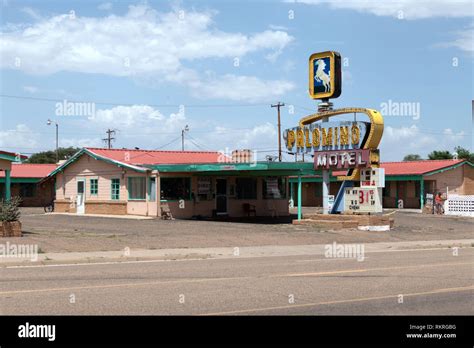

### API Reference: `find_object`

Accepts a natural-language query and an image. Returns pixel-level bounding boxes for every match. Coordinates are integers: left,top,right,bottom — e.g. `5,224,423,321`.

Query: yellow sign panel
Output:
309,51,342,99
296,107,384,181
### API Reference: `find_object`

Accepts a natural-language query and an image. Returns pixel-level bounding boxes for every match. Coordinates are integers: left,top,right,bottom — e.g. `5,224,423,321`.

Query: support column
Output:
154,171,161,218
322,170,330,214
321,116,330,214
297,175,302,220
395,181,399,208
5,169,11,201
420,178,424,209
290,182,294,204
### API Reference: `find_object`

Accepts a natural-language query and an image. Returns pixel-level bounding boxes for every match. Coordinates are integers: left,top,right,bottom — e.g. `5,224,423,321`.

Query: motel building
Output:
0,151,28,201
0,163,57,206
289,159,474,209
41,147,316,218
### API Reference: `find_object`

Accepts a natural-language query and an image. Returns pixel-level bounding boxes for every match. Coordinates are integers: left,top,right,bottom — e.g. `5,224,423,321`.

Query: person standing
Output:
434,192,444,215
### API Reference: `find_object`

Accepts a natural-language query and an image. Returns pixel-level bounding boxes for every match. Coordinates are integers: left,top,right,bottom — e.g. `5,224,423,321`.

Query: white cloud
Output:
236,122,278,149
190,74,295,102
286,0,473,19
0,124,39,149
60,137,102,148
97,2,113,11
445,24,474,53
92,104,187,134
269,24,289,31
20,7,42,20
23,85,38,93
0,5,293,81
197,123,279,158
78,104,280,153
380,125,467,160
1,4,294,101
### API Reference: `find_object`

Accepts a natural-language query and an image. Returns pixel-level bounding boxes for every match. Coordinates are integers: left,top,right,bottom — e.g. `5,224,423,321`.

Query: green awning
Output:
146,162,319,176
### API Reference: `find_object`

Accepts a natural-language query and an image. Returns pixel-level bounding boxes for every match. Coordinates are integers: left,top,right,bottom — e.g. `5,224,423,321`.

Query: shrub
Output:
0,196,22,222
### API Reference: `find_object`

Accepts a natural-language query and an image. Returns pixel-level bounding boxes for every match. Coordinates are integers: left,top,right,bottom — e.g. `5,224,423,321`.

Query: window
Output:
197,177,212,201
236,178,257,199
149,177,156,202
263,177,286,199
20,183,36,197
315,183,322,197
128,177,146,200
414,181,420,199
90,178,98,195
160,177,191,201
111,178,120,200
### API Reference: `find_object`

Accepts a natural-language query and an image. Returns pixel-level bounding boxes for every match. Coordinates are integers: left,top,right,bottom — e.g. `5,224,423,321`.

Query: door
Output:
76,178,85,214
216,179,227,214
397,182,406,209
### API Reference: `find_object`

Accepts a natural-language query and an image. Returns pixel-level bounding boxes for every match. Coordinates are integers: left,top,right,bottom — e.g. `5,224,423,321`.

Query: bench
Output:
242,203,257,217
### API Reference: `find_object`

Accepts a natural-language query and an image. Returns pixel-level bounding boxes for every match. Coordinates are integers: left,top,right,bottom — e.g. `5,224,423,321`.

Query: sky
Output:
0,0,472,161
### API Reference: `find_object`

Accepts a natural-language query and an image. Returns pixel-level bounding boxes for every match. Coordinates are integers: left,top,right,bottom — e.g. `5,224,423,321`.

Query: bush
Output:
0,196,22,222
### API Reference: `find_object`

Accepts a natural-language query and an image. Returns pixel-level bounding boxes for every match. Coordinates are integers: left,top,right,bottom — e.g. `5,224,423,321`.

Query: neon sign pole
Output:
309,51,341,214
284,52,384,218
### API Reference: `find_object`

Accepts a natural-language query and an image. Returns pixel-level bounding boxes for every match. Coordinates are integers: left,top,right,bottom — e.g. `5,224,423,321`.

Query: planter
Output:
1,221,22,237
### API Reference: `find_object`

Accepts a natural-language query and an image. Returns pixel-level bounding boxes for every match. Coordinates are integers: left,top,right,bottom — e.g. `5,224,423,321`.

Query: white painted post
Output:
322,116,330,215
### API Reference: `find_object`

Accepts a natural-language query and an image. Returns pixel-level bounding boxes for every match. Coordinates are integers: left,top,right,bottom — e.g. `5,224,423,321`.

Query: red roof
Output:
86,147,222,166
0,150,28,160
333,159,466,176
0,163,57,178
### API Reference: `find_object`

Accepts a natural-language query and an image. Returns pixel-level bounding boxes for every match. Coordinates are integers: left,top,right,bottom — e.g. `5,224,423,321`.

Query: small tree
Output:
427,150,453,160
403,154,422,161
0,196,22,222
26,147,80,164
454,146,474,162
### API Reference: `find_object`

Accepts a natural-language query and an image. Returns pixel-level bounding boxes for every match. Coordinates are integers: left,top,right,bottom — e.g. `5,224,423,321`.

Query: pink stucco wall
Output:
54,153,290,218
55,154,159,216
160,174,289,218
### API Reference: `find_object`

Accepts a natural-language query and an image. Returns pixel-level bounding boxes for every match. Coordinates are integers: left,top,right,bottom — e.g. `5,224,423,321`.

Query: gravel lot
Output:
6,208,473,253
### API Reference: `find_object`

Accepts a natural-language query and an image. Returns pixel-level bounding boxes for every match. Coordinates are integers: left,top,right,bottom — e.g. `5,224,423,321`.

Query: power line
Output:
154,136,182,150
0,94,268,108
186,135,209,151
102,129,116,149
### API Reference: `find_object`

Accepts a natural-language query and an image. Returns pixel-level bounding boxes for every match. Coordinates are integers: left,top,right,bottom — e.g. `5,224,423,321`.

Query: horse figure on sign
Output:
315,59,331,92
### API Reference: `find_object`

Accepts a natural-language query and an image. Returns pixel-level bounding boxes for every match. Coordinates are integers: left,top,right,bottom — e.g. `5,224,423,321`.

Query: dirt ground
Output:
5,208,473,253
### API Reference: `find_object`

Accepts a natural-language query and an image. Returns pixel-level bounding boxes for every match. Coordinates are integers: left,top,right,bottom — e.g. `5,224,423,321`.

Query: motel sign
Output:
309,51,342,99
285,51,385,216
314,149,370,170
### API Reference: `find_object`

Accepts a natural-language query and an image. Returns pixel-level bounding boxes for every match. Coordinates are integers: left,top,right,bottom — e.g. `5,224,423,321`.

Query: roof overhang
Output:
146,162,318,176
40,148,149,183
0,151,27,163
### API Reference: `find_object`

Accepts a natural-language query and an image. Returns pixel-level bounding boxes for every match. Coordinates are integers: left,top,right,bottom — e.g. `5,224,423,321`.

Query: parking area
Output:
4,208,472,253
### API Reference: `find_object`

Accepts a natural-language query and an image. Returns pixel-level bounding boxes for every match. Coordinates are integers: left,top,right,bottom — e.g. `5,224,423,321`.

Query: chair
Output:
160,203,174,220
243,203,257,217
266,200,279,218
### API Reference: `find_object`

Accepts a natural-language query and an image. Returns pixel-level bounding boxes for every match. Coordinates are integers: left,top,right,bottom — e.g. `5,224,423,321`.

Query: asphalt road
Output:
15,209,474,252
1,248,472,315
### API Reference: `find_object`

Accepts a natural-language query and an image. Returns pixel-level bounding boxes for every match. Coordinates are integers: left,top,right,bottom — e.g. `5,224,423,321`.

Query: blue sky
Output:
0,0,472,161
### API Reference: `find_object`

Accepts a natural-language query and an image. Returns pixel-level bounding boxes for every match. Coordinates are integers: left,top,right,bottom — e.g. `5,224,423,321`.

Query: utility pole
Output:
181,125,189,151
271,102,285,162
47,119,59,162
102,129,116,149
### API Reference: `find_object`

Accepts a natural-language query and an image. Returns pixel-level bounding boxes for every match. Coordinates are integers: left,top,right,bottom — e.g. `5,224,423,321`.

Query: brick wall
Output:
462,165,474,194
425,165,465,195
54,200,76,213
85,201,127,215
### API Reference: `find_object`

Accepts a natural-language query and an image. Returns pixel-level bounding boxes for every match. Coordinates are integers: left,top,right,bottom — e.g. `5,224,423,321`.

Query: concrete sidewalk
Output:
48,212,155,220
1,239,472,267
